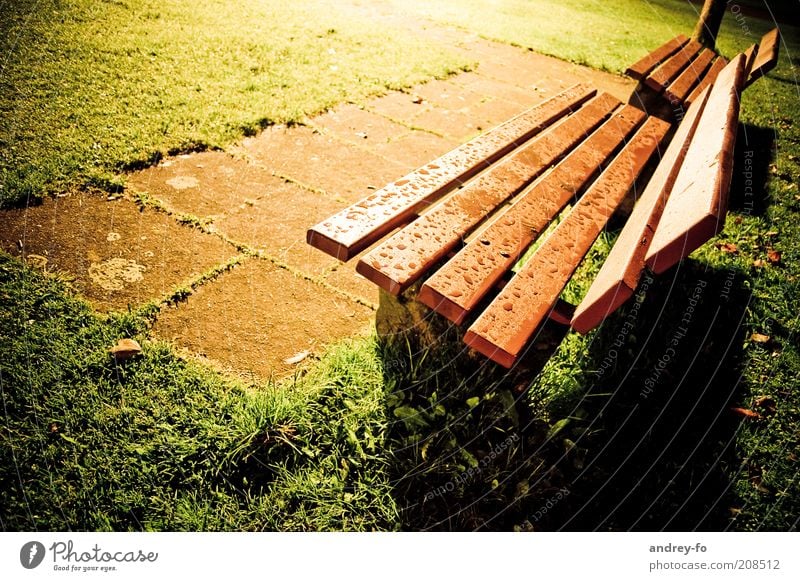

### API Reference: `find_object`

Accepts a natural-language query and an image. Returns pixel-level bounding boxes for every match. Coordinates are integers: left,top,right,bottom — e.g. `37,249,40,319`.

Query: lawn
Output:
0,0,470,208
1,0,799,531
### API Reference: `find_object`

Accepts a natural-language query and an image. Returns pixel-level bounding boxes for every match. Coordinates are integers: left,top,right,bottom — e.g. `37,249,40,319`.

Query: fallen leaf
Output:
284,350,310,365
717,242,738,254
109,338,142,361
750,475,774,495
730,407,762,420
753,259,766,268
750,332,770,343
754,395,777,415
767,248,781,264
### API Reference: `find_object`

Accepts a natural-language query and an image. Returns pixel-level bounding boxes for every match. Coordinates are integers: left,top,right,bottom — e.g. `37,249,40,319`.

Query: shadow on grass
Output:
378,261,751,531
729,123,775,216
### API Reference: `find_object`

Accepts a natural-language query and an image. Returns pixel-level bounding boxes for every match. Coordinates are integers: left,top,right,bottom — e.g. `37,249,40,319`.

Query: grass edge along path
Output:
0,251,398,531
0,0,471,208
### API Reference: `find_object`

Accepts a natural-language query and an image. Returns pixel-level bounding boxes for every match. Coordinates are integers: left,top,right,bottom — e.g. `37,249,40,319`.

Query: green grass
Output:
0,0,470,207
0,252,398,530
385,0,794,73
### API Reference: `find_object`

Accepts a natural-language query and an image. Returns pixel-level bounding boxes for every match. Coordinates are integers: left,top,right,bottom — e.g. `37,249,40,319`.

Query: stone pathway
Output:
0,11,635,380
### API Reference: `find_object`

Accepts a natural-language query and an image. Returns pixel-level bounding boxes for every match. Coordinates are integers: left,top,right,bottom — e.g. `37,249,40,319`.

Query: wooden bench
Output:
626,28,780,113
306,35,779,369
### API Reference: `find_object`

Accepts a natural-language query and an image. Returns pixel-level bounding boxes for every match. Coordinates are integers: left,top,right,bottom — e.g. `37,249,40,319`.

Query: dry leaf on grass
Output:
284,350,310,365
730,407,762,420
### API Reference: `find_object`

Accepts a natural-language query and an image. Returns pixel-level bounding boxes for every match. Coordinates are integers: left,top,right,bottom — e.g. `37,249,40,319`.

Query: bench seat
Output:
306,31,780,368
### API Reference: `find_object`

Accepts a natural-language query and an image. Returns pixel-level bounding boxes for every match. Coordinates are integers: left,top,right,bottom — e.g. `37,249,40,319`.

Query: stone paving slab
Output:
0,193,238,311
378,130,460,170
232,125,412,204
311,104,411,146
126,150,275,219
152,257,373,379
212,178,343,277
365,90,434,125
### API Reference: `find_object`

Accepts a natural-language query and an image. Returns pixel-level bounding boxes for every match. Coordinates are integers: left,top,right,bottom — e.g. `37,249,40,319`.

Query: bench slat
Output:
463,117,669,368
645,40,703,93
355,93,621,295
418,104,648,325
663,48,715,106
645,55,746,275
626,35,689,80
306,83,596,261
570,86,712,334
746,27,780,88
742,43,759,79
685,56,727,108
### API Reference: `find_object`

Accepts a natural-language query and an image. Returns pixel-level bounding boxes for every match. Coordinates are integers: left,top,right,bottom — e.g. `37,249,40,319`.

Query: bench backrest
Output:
572,54,746,333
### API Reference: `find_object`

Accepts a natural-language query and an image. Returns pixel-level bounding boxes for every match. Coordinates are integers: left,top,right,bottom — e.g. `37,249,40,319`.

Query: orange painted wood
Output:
742,44,759,79
645,40,703,93
685,56,727,108
463,117,670,368
548,299,576,325
571,86,712,334
663,48,715,105
305,84,596,261
746,27,780,88
355,93,621,295
626,35,689,80
417,104,647,325
645,55,746,275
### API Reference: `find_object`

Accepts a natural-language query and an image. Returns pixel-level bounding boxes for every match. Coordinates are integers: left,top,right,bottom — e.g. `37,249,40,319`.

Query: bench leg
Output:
375,286,569,375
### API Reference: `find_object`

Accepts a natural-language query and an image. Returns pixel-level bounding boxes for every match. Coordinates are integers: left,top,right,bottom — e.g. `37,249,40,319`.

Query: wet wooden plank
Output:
645,55,746,275
571,86,712,334
306,84,596,261
626,35,689,80
645,40,703,93
463,117,669,368
742,43,759,79
746,27,780,88
355,93,621,295
685,56,727,108
663,48,715,106
417,104,648,325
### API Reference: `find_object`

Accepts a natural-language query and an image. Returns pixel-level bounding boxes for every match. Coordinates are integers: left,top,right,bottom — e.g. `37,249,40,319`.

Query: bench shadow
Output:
728,123,775,216
378,262,751,531
538,262,751,531
376,285,570,531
